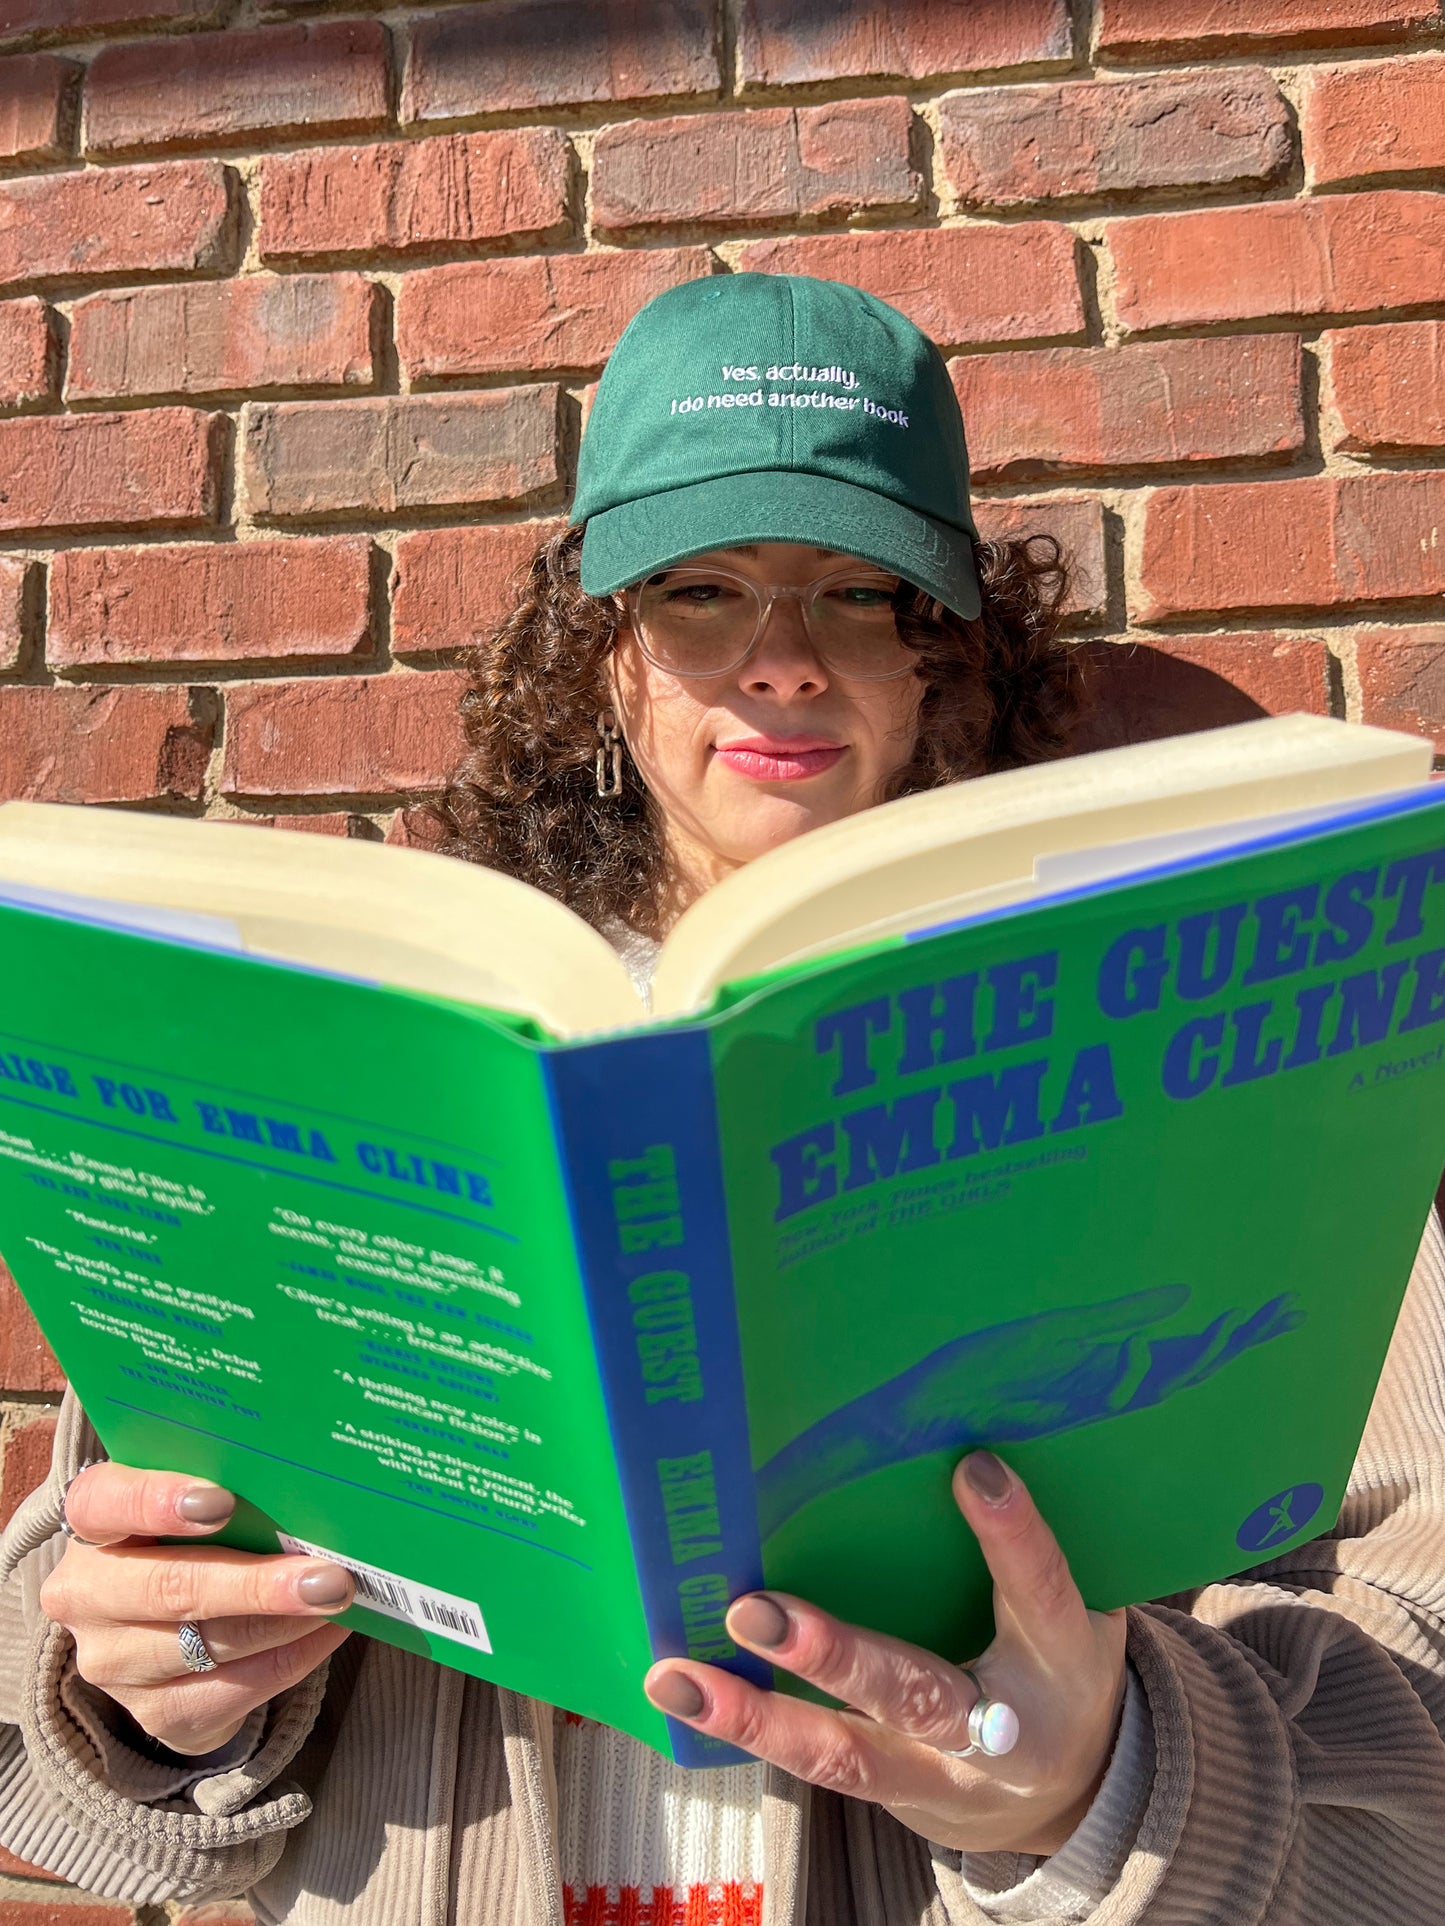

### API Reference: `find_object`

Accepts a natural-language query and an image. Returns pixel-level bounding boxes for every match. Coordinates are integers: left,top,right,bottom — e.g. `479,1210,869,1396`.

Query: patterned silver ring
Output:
177,1620,218,1674
937,1667,1020,1760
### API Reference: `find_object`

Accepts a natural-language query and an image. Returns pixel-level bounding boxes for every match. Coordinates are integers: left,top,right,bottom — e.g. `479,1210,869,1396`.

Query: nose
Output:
738,589,828,699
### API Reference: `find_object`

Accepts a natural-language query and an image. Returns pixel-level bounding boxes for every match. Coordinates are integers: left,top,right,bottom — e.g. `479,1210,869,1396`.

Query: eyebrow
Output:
727,544,836,557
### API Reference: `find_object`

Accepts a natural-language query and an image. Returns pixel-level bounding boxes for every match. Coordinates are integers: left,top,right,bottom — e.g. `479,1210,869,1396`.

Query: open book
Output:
1,715,1442,1764
0,713,1432,1030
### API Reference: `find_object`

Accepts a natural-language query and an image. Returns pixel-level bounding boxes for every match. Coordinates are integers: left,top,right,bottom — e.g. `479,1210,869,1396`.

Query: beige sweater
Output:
1,1209,1442,1926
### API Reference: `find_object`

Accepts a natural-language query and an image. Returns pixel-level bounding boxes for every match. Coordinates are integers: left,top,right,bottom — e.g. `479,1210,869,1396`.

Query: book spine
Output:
544,1027,767,1768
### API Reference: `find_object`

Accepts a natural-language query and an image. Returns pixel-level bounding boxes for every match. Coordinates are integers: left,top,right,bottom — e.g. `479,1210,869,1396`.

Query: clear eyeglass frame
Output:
621,562,920,682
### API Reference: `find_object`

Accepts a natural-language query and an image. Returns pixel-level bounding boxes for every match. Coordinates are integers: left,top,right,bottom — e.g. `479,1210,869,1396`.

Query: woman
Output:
3,274,1442,1925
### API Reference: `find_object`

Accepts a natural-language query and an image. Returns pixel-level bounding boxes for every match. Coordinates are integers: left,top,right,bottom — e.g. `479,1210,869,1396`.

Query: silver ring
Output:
938,1667,1020,1760
177,1620,218,1674
59,1460,105,1546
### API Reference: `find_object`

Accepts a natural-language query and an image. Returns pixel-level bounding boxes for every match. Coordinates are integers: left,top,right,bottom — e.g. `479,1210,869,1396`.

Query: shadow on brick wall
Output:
1073,642,1271,752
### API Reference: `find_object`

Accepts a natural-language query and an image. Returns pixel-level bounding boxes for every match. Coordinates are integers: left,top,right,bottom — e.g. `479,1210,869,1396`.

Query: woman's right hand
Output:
39,1462,356,1757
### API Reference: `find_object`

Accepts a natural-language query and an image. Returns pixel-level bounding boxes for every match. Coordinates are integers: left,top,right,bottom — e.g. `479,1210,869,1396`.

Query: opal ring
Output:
938,1667,1020,1759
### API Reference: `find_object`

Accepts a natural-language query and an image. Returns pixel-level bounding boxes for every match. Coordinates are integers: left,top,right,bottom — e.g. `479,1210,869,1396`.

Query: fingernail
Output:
728,1593,791,1650
648,1671,706,1720
297,1566,353,1607
962,1451,1012,1506
177,1485,234,1525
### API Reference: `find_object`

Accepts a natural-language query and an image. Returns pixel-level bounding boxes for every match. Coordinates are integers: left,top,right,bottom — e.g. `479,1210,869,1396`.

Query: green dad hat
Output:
573,272,982,621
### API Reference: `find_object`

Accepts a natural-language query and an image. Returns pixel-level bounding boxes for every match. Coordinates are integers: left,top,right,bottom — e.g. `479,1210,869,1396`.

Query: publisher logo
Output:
1236,1483,1325,1554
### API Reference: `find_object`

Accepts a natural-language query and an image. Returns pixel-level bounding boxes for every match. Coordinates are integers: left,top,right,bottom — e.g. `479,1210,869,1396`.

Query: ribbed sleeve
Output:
955,1664,1155,1922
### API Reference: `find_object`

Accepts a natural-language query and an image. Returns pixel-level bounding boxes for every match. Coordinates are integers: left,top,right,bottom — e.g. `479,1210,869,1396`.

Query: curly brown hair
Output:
430,524,1089,939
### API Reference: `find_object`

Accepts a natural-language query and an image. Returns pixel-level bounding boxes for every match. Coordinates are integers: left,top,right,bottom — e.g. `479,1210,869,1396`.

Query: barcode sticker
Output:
278,1534,491,1653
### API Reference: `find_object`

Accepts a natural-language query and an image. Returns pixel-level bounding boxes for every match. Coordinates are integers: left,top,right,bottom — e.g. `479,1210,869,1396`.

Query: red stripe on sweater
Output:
563,1885,763,1925
721,1885,752,1926
684,1886,711,1926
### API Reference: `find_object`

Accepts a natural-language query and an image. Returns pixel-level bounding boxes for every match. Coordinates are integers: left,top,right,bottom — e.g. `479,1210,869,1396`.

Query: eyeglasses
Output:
623,564,919,681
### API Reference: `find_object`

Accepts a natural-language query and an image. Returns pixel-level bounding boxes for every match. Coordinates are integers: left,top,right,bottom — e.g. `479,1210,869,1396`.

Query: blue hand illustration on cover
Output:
755,1286,1304,1540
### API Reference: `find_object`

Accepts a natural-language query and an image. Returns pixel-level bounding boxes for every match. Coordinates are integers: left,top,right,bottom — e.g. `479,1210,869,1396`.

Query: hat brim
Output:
578,469,981,622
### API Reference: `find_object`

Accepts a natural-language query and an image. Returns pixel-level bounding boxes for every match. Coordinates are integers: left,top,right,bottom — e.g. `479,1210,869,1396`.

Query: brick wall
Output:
2,0,1444,1913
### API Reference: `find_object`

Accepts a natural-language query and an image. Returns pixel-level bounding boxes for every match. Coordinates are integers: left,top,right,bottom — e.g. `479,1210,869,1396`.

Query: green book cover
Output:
1,786,1443,1766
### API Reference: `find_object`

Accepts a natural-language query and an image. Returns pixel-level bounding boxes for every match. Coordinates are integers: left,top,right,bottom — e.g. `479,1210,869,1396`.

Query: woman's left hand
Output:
644,1451,1127,1856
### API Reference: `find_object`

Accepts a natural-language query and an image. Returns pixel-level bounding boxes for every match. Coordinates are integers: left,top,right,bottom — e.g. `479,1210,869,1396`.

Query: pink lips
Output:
714,735,846,781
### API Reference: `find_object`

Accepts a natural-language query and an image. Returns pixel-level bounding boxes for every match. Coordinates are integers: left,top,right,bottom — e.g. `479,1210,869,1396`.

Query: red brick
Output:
1356,626,1445,751
1076,634,1334,751
1328,320,1445,455
397,250,711,384
951,335,1303,482
385,803,447,850
940,69,1290,209
0,52,75,165
0,1902,134,1924
0,1412,53,1530
737,226,1085,349
0,408,222,537
0,0,220,47
0,1840,65,1881
242,389,559,522
84,20,388,159
222,672,469,799
971,495,1108,626
737,0,1070,86
391,520,565,656
0,555,26,671
1303,54,1445,188
66,275,377,404
0,296,51,409
258,129,572,264
1109,192,1445,333
0,159,233,294
271,813,354,837
1137,473,1445,623
592,100,918,236
1096,0,1440,59
0,1260,64,1395
0,684,212,802
224,813,357,838
403,0,719,122
48,538,374,669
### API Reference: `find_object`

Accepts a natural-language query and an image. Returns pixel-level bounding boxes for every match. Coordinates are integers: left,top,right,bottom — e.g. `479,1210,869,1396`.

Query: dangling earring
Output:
595,707,623,799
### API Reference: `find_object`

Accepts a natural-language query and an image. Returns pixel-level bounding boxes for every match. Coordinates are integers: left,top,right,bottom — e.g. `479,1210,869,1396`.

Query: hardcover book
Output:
1,714,1442,1765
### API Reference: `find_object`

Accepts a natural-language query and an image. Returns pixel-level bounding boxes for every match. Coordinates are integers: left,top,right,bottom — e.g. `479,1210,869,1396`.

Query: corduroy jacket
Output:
1,1209,1442,1926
